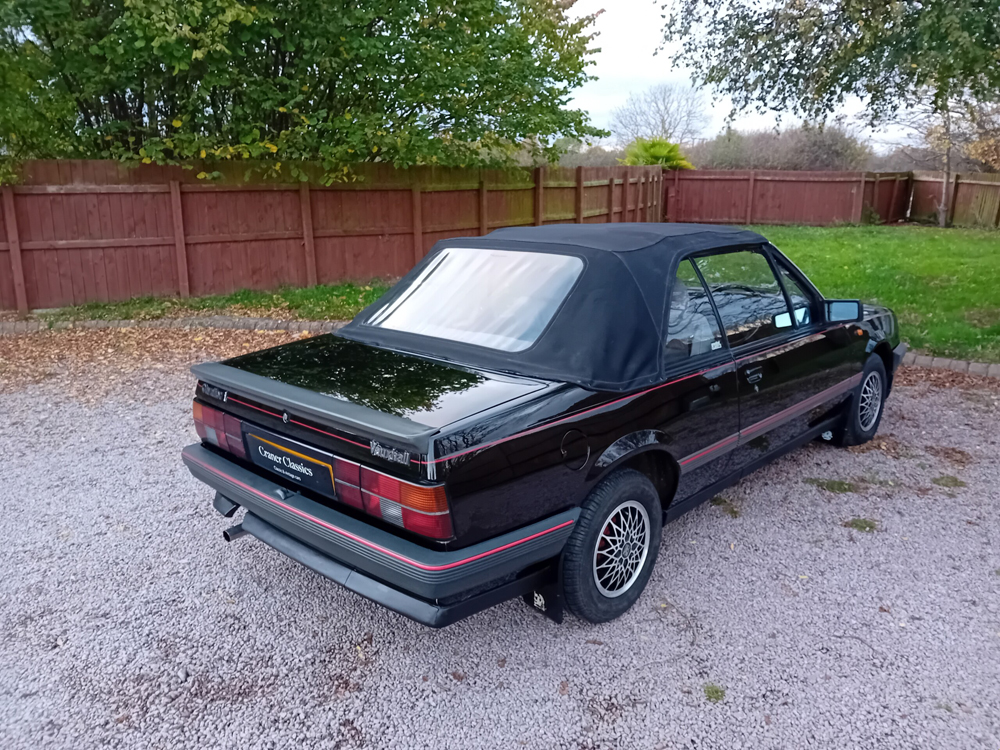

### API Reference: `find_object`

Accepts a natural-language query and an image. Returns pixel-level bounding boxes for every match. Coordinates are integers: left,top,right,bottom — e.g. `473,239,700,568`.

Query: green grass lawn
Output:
757,225,999,363
39,281,391,325
35,224,999,363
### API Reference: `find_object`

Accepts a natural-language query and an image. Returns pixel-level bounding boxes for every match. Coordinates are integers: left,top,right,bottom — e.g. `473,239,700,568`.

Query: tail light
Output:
193,401,246,459
332,459,452,538
359,467,453,540
193,400,452,540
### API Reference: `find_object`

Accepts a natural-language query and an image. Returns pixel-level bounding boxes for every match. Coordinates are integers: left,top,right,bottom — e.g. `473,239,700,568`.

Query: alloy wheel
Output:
593,500,650,598
858,371,883,432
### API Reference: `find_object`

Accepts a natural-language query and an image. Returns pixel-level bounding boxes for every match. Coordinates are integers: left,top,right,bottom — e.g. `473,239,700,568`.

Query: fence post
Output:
168,180,190,298
299,182,318,286
994,182,1000,229
575,166,585,223
534,166,545,225
948,174,960,226
745,170,756,224
852,172,866,223
606,168,615,223
644,173,650,221
479,178,488,235
411,186,423,265
673,169,680,221
656,170,663,221
1,185,28,313
872,174,881,223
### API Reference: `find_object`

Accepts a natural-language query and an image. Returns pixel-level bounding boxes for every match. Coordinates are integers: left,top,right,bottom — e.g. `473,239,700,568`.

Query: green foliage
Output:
0,0,604,182
619,137,693,169
931,475,967,488
703,683,725,703
843,518,878,533
805,478,859,494
40,281,391,323
662,1,1000,125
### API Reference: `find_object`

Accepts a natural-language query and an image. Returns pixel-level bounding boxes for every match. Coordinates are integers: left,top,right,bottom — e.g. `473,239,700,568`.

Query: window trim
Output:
661,256,730,373
764,246,821,330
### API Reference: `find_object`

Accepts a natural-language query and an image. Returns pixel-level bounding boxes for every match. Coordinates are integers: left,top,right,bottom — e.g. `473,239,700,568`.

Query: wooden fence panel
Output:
542,166,576,224
673,171,750,223
755,172,861,225
954,174,1000,227
11,185,177,308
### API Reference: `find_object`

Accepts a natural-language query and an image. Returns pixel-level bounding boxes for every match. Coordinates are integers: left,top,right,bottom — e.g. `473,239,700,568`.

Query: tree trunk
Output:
939,109,952,228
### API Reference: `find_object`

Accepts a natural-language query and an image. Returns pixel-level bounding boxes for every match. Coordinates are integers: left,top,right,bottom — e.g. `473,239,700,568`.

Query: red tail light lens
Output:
332,458,363,510
360,468,452,539
193,401,245,458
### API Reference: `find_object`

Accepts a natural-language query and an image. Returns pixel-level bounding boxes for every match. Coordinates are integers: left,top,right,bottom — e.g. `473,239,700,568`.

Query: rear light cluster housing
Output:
193,400,452,540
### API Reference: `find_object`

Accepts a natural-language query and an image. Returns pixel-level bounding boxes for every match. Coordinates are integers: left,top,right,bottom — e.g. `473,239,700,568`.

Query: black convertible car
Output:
182,224,905,626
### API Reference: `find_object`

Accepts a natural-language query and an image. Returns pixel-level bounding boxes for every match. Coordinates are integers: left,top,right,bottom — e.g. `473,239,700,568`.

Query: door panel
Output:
730,329,860,468
668,363,740,501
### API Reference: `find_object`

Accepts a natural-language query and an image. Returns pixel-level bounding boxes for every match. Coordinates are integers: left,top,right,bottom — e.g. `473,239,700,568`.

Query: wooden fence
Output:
0,161,662,311
910,171,1000,227
663,170,912,226
3,160,996,313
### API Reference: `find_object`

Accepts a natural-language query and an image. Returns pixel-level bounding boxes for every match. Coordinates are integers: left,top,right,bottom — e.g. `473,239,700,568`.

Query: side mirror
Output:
825,299,863,323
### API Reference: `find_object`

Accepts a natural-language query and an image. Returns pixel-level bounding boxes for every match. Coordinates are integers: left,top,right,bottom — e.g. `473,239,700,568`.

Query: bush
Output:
687,123,872,171
619,138,694,169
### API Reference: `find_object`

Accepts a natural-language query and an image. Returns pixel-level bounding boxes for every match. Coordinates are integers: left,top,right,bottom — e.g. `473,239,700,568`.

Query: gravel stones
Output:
1,357,998,749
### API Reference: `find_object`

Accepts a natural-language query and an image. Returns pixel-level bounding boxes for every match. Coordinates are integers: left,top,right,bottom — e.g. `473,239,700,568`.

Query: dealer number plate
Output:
245,427,336,497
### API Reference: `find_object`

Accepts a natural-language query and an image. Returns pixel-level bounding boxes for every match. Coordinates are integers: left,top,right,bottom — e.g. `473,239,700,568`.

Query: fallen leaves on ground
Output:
0,327,300,402
847,434,912,459
894,366,1000,393
925,445,974,467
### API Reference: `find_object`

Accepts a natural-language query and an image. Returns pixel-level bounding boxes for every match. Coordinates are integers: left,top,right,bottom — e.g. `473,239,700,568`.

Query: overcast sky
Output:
568,0,898,149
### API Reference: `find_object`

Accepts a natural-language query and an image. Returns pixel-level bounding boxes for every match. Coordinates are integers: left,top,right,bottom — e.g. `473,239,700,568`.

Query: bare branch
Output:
610,83,709,146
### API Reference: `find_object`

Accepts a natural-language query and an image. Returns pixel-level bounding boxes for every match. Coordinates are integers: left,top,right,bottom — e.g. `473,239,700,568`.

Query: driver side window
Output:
695,250,792,348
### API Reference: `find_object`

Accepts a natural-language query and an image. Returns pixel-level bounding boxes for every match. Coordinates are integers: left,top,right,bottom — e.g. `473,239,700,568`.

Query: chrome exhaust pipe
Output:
223,524,247,543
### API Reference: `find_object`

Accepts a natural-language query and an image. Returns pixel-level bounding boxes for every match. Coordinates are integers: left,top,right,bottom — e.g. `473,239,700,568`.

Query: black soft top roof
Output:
340,223,767,392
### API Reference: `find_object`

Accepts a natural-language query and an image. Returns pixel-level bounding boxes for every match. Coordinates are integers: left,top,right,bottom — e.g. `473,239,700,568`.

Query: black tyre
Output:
834,355,887,447
561,468,663,623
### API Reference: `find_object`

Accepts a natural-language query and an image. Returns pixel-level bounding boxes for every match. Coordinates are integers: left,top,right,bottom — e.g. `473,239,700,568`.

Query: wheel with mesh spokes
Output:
593,500,651,598
834,355,887,447
858,371,883,432
562,468,662,623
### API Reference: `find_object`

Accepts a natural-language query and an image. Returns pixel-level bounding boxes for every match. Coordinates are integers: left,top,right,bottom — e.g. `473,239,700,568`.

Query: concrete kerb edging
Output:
1,317,998,380
898,351,1000,378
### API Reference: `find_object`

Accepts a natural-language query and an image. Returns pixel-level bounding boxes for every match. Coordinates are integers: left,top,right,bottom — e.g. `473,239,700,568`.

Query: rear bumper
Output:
181,444,578,626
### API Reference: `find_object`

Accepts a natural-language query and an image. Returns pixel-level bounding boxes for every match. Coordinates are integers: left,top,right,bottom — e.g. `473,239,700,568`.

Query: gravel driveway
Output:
2,331,999,750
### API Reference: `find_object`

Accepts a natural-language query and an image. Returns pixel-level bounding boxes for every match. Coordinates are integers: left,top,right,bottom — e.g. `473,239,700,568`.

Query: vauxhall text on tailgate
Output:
182,223,905,627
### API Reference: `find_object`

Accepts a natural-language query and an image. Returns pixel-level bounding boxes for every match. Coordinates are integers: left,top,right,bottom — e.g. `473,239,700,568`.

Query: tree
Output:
687,122,871,171
554,139,624,167
661,0,1000,223
619,137,693,169
0,0,604,182
965,102,1000,172
610,83,708,146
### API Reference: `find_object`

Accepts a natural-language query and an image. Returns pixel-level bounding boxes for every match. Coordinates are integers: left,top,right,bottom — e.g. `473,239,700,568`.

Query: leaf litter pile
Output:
0,327,300,403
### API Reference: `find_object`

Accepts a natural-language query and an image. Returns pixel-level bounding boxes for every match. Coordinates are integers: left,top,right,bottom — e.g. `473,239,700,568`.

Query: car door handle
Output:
744,366,764,384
